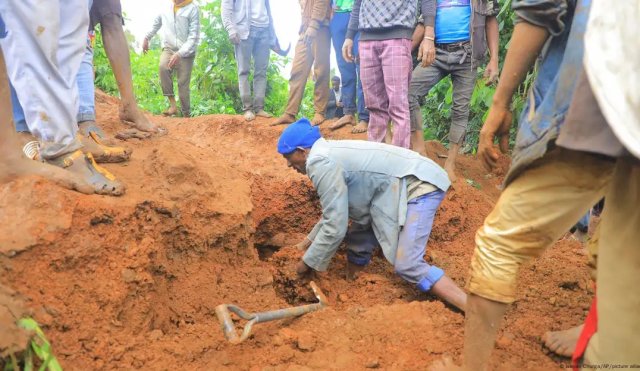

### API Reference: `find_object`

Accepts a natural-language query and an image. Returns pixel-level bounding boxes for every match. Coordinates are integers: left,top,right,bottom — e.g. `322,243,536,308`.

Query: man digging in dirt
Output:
277,118,467,311
0,2,124,196
430,0,640,369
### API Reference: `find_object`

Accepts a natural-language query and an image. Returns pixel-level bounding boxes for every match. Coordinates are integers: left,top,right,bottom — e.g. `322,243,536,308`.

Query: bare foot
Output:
352,120,367,134
429,357,462,371
0,152,94,195
115,129,153,141
79,133,132,163
311,113,326,126
161,106,178,117
329,114,355,130
119,105,164,133
47,150,125,196
271,113,295,126
255,110,273,118
543,325,584,357
243,110,256,122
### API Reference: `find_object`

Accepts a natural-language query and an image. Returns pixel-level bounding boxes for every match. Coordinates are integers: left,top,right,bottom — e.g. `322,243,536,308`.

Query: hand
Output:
342,38,354,63
303,26,317,46
168,53,181,69
142,38,150,54
478,103,512,171
484,58,499,85
296,260,312,276
418,38,436,67
229,32,240,45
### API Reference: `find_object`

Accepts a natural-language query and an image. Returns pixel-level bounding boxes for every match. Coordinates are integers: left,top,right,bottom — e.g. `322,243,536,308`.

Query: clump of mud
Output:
270,247,318,305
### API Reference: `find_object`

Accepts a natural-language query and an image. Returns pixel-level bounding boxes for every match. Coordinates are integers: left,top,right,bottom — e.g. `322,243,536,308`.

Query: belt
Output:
435,41,470,52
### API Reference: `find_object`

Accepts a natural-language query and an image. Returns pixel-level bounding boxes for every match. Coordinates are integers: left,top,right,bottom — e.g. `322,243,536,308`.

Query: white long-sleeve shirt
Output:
145,3,200,58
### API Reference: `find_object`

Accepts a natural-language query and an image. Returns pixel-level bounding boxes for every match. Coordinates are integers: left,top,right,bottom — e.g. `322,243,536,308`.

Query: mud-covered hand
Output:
303,26,318,46
168,53,181,68
229,32,241,45
142,38,150,54
484,58,499,85
342,38,354,63
296,260,312,276
418,38,436,67
478,104,512,171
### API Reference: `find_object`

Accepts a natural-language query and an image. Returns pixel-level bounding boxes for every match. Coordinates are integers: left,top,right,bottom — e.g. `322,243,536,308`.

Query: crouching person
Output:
277,118,467,311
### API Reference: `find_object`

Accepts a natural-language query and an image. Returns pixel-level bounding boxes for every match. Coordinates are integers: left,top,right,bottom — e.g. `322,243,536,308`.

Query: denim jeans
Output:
77,45,96,122
347,190,446,292
330,11,369,122
408,43,477,144
234,25,270,112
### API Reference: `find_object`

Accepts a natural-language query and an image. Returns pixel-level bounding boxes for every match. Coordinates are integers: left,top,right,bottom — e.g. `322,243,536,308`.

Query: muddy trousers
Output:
348,191,446,291
159,48,195,117
284,26,330,117
0,0,88,159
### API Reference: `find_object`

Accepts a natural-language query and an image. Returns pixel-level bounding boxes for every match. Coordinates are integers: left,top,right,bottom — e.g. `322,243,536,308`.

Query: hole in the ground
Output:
256,244,281,261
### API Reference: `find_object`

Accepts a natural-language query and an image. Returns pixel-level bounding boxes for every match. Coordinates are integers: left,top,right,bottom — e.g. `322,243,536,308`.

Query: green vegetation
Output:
3,318,62,371
94,0,527,152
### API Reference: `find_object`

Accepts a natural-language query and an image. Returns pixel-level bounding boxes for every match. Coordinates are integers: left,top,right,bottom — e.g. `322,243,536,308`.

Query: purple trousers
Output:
359,38,413,149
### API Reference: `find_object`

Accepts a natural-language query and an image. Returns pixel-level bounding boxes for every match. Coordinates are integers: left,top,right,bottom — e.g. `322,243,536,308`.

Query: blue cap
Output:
276,118,322,155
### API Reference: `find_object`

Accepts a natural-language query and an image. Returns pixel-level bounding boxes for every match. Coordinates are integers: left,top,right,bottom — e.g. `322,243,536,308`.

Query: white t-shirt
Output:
584,0,640,158
250,0,270,27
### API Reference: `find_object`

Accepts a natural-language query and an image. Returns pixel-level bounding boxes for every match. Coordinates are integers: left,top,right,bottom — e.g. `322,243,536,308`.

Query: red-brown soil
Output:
0,93,593,370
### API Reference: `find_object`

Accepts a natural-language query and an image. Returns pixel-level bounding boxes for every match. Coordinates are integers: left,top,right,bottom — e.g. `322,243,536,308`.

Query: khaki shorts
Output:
467,147,614,303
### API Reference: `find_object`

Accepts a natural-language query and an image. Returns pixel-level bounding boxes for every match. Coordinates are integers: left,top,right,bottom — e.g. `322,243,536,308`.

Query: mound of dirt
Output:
0,93,593,370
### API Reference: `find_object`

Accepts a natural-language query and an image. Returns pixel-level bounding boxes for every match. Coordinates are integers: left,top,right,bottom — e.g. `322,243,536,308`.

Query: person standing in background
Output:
271,0,331,127
222,0,276,122
328,0,369,133
143,0,200,118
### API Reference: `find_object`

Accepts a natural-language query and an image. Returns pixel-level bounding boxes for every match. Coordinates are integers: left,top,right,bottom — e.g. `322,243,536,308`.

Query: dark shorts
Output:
90,0,124,31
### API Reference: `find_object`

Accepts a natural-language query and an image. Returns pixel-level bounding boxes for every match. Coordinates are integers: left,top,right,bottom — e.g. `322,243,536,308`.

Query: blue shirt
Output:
435,0,471,44
302,139,451,272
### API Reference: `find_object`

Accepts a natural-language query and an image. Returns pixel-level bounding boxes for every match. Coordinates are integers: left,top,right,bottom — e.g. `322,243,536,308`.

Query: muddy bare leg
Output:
462,294,508,370
100,13,159,132
445,142,460,182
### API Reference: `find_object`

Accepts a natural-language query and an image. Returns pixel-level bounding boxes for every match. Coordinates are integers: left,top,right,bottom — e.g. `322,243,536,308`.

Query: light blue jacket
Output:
303,139,450,271
145,3,200,58
505,0,589,184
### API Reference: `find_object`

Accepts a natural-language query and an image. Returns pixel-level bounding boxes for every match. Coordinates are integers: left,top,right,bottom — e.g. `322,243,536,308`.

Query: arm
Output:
302,156,350,272
144,14,162,42
483,16,500,84
412,23,425,52
345,0,362,40
418,0,437,66
221,0,237,36
177,6,201,58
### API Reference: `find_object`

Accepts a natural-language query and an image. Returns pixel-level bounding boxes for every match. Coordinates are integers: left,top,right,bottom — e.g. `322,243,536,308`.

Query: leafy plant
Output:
3,318,62,371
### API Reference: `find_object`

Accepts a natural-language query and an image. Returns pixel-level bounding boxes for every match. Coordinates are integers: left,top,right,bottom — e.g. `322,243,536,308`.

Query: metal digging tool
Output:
215,281,328,344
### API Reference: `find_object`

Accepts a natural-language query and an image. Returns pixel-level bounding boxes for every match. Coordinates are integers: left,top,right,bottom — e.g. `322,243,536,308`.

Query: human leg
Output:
252,26,271,116
329,13,356,130
345,223,379,280
359,40,390,143
595,158,640,364
394,191,466,310
446,56,476,181
311,25,331,125
97,1,159,132
379,39,412,148
273,36,313,125
408,62,445,155
461,149,613,370
353,58,369,133
176,55,195,117
235,34,254,114
159,48,177,115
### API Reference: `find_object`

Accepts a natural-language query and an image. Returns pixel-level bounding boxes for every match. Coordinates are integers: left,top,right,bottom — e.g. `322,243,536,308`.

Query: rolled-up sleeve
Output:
302,156,350,271
512,0,571,36
178,7,200,57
